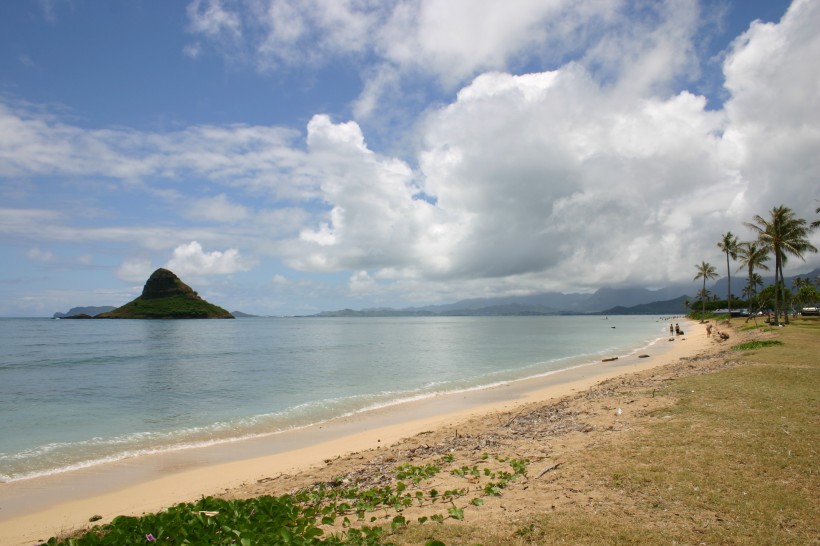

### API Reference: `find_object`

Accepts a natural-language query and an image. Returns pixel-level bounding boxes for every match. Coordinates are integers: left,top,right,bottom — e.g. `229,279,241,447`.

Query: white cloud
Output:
117,258,155,282
187,0,242,40
184,0,702,116
38,0,60,22
186,194,249,223
348,270,377,295
283,0,819,293
26,246,55,262
285,114,433,273
410,67,731,286
721,0,820,216
165,241,251,276
252,0,379,69
182,43,202,59
0,101,310,200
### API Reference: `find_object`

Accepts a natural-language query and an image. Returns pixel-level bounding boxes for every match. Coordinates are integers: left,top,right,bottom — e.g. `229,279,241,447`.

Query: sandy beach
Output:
0,318,713,545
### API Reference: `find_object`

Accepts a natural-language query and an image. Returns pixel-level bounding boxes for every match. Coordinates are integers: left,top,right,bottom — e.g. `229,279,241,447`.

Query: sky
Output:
1,0,818,317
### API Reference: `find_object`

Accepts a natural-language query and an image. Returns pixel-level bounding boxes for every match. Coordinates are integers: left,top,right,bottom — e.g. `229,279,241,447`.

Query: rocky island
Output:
96,268,234,319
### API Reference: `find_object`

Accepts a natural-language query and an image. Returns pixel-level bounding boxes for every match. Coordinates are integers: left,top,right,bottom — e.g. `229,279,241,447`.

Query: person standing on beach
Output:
670,324,674,335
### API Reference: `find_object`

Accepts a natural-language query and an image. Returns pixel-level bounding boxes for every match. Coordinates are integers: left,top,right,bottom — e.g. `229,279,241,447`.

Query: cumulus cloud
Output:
165,241,251,276
721,0,820,214
285,68,733,291
284,0,819,294
283,114,435,273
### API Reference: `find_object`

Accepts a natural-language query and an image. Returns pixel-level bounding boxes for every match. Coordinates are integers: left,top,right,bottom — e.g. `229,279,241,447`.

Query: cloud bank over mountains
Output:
1,0,818,315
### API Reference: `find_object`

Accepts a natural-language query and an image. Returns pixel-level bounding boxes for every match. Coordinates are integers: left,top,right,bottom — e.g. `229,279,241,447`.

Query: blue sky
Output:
1,0,818,317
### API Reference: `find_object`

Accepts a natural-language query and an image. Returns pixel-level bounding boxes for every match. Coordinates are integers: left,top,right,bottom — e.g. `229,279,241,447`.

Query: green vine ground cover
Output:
44,456,529,545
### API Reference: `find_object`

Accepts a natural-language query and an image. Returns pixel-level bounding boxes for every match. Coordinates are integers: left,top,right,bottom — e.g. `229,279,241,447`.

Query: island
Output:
53,306,117,318
96,268,234,319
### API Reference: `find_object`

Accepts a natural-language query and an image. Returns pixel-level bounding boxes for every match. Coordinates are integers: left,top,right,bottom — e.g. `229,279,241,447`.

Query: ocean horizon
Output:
0,315,674,483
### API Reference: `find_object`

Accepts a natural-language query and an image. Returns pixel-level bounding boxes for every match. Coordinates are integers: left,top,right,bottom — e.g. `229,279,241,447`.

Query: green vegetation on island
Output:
96,268,233,319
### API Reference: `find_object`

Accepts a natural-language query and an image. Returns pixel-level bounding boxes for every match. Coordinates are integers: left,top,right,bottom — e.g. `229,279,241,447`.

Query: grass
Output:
731,339,784,350
391,318,820,545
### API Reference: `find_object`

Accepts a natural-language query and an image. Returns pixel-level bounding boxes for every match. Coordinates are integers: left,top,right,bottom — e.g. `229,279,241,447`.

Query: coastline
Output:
0,318,706,545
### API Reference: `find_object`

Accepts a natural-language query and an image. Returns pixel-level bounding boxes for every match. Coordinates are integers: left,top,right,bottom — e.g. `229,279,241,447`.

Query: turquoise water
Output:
0,316,668,482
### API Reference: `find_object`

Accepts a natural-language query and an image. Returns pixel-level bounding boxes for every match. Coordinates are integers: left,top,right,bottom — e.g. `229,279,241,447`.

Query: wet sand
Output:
0,319,706,545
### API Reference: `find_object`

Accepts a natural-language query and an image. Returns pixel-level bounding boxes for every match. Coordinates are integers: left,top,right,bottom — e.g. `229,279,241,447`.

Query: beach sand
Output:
0,318,722,545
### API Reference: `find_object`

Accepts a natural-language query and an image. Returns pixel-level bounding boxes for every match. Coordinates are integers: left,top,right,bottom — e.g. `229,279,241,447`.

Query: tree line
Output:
693,205,820,325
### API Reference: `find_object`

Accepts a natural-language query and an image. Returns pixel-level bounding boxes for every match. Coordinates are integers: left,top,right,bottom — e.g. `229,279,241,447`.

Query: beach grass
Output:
391,318,820,545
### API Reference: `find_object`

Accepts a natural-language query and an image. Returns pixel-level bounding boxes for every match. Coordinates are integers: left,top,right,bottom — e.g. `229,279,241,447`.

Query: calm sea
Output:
0,316,669,482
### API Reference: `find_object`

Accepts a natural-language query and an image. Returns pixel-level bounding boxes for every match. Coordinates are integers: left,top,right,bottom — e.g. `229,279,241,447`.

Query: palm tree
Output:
741,273,764,304
736,241,769,321
746,206,818,324
741,273,764,324
694,261,718,321
717,231,739,318
812,205,820,229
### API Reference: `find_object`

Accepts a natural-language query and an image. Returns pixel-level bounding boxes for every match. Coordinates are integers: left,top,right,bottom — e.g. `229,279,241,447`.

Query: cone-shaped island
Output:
97,268,234,319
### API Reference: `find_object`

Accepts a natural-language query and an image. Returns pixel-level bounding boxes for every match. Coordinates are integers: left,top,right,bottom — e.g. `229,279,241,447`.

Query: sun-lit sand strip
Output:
0,319,709,546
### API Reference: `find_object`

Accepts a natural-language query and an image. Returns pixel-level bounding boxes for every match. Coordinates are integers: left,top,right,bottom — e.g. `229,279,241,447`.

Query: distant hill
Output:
97,269,233,319
579,286,690,313
312,269,820,318
600,295,691,315
231,311,259,318
709,267,820,298
407,292,587,314
311,284,695,317
53,306,116,318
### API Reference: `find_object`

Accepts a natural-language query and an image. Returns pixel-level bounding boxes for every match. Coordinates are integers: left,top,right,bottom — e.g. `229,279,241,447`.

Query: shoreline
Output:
2,316,668,485
2,322,668,485
0,318,705,545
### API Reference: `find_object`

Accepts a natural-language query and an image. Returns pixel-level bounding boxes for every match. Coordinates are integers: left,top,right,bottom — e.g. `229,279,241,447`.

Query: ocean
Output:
0,315,670,483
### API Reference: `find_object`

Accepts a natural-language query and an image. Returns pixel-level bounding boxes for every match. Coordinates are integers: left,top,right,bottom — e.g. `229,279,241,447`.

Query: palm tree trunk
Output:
780,262,790,325
773,254,781,325
701,277,707,319
726,252,732,320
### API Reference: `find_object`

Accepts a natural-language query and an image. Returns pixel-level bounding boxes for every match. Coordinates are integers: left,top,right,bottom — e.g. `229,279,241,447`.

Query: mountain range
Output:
312,285,693,317
312,267,820,317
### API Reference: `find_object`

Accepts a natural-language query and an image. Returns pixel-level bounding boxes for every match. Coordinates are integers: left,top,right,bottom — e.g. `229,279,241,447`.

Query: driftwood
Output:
536,462,562,479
